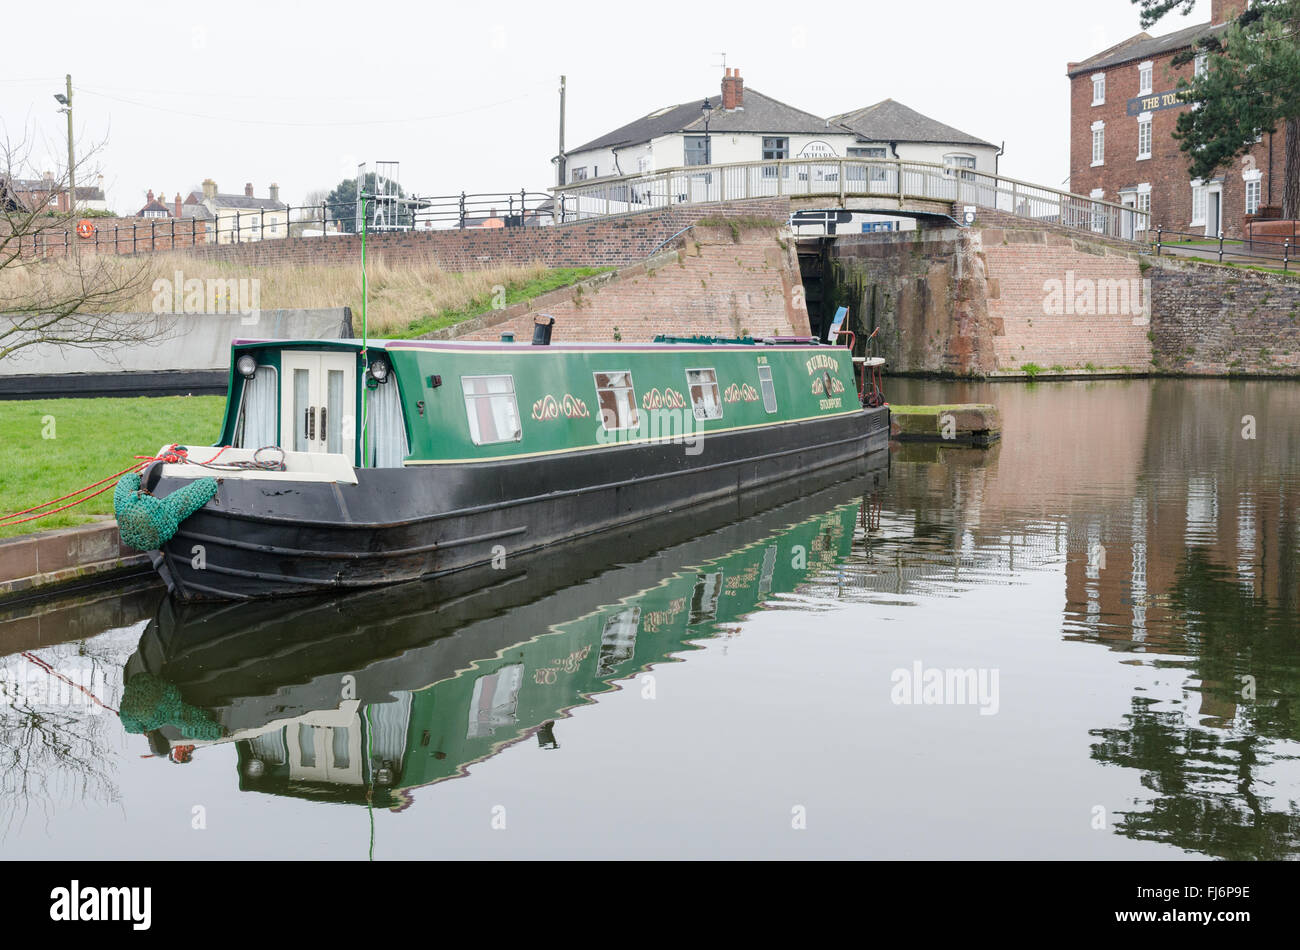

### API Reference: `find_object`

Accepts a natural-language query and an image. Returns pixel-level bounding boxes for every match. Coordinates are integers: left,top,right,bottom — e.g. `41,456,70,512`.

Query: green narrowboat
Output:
119,467,885,803
123,326,889,600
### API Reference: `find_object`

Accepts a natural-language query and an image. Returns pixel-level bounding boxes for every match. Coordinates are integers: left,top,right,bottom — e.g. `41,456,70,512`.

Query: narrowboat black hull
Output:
145,405,890,601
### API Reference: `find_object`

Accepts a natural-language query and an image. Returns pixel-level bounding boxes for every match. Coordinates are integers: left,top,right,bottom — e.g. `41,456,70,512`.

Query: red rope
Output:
0,443,185,527
19,651,119,715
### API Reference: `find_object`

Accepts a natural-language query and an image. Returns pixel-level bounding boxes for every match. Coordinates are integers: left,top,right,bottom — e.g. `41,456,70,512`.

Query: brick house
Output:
1067,0,1286,240
181,179,287,243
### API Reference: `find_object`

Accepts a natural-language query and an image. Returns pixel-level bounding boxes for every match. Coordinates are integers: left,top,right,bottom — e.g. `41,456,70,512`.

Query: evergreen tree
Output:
1132,0,1300,218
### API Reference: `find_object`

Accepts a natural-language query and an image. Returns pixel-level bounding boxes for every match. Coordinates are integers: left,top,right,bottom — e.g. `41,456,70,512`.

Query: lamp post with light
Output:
53,75,75,216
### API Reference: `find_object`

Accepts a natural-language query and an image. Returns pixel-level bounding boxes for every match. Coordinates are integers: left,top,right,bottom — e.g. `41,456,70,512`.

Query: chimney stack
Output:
721,67,744,111
175,194,182,218
244,182,254,197
202,178,217,200
269,182,280,204
146,189,155,203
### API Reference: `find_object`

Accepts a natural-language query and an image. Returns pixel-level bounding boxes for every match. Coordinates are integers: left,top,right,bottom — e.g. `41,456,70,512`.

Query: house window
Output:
1194,52,1208,78
757,365,778,414
848,146,889,183
762,137,789,161
944,154,977,181
1092,74,1106,105
1246,177,1262,216
1137,115,1152,159
685,368,722,420
1191,182,1207,225
684,135,710,166
570,167,588,182
594,371,639,430
1138,62,1153,96
1136,188,1151,230
1091,122,1105,166
461,375,522,445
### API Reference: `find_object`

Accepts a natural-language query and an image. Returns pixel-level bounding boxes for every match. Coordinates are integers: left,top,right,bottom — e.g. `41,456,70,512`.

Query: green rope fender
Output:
120,672,225,740
114,472,218,552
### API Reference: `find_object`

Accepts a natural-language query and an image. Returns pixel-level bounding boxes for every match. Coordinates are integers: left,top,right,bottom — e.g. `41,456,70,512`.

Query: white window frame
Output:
1138,61,1153,96
757,364,778,414
684,368,723,421
1092,73,1106,106
594,371,639,432
1137,113,1153,160
1091,121,1105,167
461,374,522,446
1194,52,1208,78
1190,180,1208,226
1135,184,1151,232
1244,169,1263,216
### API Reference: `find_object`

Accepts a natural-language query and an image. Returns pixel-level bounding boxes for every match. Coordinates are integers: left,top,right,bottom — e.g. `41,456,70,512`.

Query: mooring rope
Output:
0,443,286,527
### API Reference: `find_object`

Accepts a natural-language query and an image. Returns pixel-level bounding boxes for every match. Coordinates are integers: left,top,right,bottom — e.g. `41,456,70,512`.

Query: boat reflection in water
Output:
121,451,888,808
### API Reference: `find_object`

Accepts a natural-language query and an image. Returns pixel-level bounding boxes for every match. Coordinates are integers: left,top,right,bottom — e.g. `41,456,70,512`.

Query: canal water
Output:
2,378,1297,860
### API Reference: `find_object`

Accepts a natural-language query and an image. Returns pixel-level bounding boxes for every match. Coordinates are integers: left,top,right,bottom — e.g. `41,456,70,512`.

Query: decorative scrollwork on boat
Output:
641,387,687,410
811,375,846,396
532,393,590,420
531,394,560,420
561,394,590,418
724,382,760,403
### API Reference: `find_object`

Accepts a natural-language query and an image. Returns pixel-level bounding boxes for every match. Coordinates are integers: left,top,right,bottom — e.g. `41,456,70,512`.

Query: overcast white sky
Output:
2,0,1213,215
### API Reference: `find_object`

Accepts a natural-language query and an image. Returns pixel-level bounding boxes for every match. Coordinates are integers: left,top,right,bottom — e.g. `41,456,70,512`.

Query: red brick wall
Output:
96,199,791,272
1068,39,1287,239
16,217,209,258
981,230,1152,372
452,227,810,343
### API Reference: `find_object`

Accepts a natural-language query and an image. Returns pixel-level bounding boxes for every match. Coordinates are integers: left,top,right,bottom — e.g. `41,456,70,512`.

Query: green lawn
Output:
0,395,226,538
388,267,610,338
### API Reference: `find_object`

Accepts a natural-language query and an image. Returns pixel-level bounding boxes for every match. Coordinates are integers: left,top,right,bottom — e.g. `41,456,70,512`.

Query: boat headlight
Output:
236,355,258,378
243,758,266,778
368,358,390,384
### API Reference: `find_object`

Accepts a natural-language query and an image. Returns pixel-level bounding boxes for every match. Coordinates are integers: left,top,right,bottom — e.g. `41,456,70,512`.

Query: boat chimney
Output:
531,314,555,346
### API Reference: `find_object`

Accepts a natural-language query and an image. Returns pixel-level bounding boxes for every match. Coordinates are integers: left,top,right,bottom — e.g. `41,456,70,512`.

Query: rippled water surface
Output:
3,378,1298,859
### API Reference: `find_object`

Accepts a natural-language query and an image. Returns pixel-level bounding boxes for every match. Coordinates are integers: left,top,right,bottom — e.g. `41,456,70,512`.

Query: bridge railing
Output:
553,159,1149,242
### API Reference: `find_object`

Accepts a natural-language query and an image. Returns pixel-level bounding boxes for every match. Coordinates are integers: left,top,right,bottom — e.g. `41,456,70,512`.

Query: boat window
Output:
594,371,639,430
292,368,311,452
685,368,722,420
325,369,345,454
461,375,522,445
757,365,778,414
233,366,278,448
368,371,410,467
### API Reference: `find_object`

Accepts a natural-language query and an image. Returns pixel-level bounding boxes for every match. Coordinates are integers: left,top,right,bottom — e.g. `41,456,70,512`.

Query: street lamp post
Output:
701,98,714,165
53,75,74,216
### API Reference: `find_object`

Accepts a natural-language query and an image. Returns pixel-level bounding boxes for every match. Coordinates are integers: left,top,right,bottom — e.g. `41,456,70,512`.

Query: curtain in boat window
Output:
686,368,722,420
368,378,410,467
595,371,639,430
367,690,412,764
461,375,521,445
235,367,278,449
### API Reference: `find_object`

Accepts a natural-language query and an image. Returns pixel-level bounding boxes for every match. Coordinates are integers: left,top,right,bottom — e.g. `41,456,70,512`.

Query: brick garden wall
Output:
17,216,209,258
1149,258,1300,374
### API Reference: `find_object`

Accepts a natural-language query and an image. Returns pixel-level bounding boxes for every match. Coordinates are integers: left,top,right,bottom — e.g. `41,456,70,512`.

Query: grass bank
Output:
0,253,609,337
0,396,225,539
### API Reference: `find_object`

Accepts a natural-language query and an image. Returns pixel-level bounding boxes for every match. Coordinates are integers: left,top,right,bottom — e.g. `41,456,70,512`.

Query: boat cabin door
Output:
280,351,357,459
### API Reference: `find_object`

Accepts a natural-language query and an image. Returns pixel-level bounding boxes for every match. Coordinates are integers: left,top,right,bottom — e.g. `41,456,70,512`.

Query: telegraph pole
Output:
557,75,566,188
64,74,75,215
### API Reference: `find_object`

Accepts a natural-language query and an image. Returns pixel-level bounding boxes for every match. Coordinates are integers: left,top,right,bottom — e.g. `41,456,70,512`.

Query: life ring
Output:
75,219,95,239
